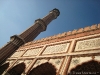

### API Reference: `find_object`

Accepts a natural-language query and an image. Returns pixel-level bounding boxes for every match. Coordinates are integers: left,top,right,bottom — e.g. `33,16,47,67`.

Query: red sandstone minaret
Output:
0,8,60,65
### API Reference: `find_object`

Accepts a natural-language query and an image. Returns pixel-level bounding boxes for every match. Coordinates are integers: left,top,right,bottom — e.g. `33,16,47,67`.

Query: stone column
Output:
0,8,60,65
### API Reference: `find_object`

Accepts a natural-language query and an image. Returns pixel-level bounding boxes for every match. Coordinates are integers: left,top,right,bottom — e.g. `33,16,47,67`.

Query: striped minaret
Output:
0,8,60,65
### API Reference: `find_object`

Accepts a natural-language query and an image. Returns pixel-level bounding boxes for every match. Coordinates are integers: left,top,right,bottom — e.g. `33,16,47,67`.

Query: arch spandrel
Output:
28,62,56,75
68,56,100,75
6,62,26,75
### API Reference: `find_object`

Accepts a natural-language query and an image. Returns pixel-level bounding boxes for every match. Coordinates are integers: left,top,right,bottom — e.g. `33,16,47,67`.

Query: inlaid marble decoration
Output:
13,60,33,69
5,60,14,66
49,58,64,72
14,60,24,66
32,59,48,69
68,57,92,73
24,60,32,68
75,37,100,51
23,48,42,56
42,43,70,55
11,51,24,57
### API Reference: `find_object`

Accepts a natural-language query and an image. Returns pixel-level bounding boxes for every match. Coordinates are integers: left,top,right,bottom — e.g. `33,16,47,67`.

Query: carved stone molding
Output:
35,19,47,31
10,35,25,47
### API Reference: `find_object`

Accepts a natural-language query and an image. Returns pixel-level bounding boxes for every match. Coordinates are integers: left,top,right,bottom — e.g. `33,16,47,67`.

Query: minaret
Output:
0,8,60,65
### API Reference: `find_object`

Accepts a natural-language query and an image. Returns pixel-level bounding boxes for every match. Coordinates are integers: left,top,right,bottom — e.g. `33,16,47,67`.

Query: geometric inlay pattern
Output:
72,57,80,65
75,37,100,51
42,43,69,55
23,48,42,56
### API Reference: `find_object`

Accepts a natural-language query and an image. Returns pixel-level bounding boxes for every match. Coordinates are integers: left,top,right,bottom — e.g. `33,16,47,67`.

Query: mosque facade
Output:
0,8,100,75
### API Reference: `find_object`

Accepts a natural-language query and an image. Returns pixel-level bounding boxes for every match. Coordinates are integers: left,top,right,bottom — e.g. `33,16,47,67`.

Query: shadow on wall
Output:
2,62,56,75
0,62,9,75
7,62,26,75
1,60,100,75
28,62,57,75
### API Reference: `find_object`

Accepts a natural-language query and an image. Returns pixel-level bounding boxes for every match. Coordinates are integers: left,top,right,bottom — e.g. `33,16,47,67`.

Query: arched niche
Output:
68,60,100,75
6,62,26,75
28,62,57,75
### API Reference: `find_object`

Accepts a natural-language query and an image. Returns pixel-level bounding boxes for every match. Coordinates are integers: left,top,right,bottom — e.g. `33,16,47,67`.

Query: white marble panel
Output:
11,51,24,57
23,48,42,56
75,37,100,51
43,43,69,54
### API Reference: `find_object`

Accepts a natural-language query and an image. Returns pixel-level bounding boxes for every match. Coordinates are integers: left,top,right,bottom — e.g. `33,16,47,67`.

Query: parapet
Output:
23,23,100,46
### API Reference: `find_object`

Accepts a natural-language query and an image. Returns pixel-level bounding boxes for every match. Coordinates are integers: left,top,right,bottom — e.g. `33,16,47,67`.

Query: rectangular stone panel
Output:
11,51,24,57
42,43,70,55
23,47,42,56
75,37,100,51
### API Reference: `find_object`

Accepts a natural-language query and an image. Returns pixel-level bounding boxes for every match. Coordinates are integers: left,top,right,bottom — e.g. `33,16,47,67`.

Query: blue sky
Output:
0,0,100,47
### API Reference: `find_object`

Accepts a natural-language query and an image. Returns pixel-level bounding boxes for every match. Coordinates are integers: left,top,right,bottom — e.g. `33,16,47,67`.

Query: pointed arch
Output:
7,62,26,75
68,60,100,75
0,62,9,75
28,62,57,75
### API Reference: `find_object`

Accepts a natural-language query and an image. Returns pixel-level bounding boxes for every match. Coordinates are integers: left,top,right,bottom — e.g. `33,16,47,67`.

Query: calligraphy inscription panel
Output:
11,51,24,57
23,48,42,56
42,43,70,55
75,37,100,51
